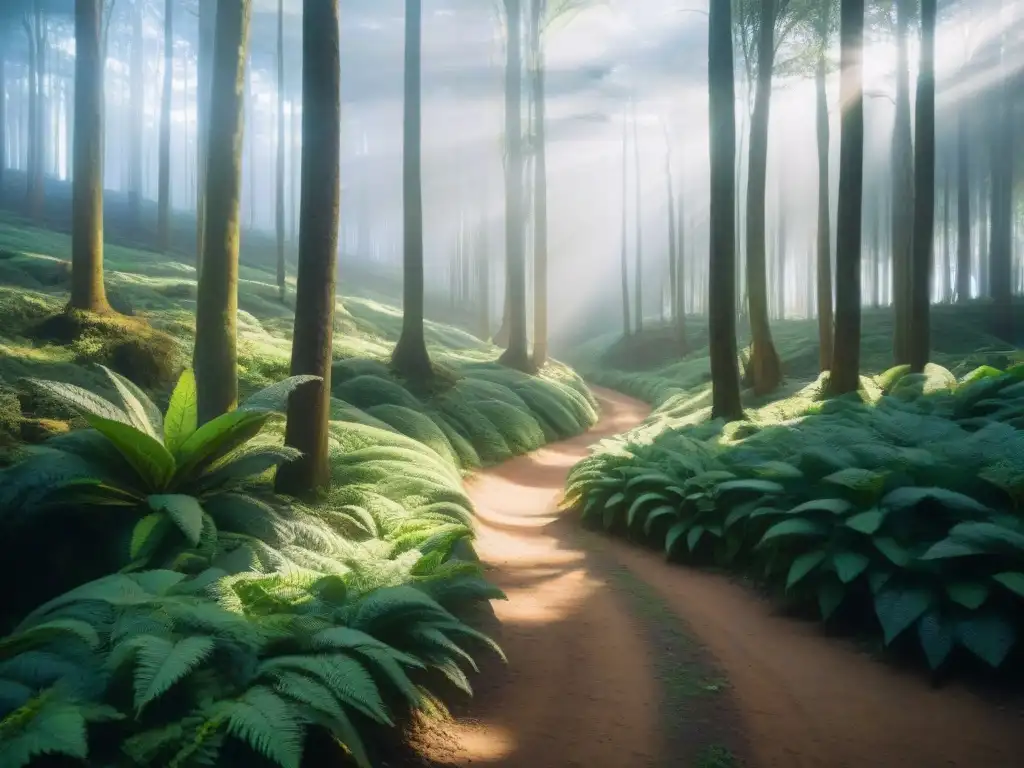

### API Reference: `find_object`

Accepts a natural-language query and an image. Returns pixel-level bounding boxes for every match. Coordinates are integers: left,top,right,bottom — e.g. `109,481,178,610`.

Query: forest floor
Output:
407,387,1024,768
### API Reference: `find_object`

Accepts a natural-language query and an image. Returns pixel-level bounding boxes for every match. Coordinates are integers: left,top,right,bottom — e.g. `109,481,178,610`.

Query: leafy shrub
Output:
567,367,1024,674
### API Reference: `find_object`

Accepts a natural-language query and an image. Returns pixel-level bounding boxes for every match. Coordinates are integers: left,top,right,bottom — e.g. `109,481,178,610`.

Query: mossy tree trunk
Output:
195,0,251,425
744,0,782,394
890,0,913,364
69,0,109,314
391,0,433,383
128,0,143,227
195,0,215,271
828,0,865,396
620,111,631,337
277,0,342,495
530,0,549,367
708,0,742,422
275,0,286,302
815,52,833,372
908,0,935,372
157,0,172,252
955,109,971,302
498,0,531,372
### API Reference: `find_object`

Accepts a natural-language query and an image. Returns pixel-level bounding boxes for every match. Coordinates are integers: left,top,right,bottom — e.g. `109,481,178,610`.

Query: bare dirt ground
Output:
411,387,1024,768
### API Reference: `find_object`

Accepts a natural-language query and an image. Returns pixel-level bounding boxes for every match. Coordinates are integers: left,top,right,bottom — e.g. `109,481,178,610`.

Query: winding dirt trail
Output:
415,387,1024,768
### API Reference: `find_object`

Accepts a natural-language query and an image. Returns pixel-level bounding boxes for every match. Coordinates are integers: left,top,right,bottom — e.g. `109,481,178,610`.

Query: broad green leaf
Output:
758,518,828,546
881,487,992,517
992,571,1024,598
823,467,887,493
787,549,827,590
100,366,164,439
130,513,172,560
83,414,176,489
917,610,954,670
643,506,678,536
818,580,845,620
868,569,893,594
714,478,785,496
164,369,198,454
624,472,675,489
665,521,689,556
786,498,854,516
686,524,705,552
749,460,803,479
920,538,984,559
955,614,1017,668
723,500,759,529
149,494,205,546
873,536,913,568
846,508,885,535
940,521,1024,556
946,581,990,611
626,492,669,527
605,492,625,509
875,587,934,644
238,375,320,413
26,377,131,425
832,551,870,584
174,410,270,480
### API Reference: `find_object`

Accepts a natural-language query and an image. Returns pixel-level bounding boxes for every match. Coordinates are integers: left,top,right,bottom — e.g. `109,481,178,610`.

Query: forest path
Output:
411,387,1024,768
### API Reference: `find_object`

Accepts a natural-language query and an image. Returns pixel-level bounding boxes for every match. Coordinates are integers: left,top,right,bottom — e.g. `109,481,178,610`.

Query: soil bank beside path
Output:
411,387,1024,768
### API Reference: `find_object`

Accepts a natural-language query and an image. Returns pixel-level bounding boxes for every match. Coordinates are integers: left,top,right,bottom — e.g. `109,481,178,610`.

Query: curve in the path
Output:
418,387,1024,768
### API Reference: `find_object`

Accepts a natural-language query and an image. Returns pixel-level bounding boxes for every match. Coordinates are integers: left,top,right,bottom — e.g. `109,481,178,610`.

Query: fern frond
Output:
0,691,89,768
131,634,216,712
220,685,304,768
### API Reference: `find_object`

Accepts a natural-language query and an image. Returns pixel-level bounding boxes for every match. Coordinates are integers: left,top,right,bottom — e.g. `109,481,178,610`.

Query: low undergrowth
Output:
566,363,1024,677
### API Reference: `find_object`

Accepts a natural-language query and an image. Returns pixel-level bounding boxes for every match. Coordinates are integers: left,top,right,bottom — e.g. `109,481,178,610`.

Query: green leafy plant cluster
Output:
0,370,507,767
566,365,1024,673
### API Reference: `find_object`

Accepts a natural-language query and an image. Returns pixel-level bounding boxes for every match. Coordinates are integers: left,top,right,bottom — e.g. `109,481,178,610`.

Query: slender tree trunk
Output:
664,134,682,342
69,0,109,313
498,0,531,371
196,0,215,270
195,0,251,425
157,0,172,251
275,0,286,301
708,0,742,421
989,71,1014,339
890,0,914,363
677,174,686,322
478,215,491,339
632,96,643,333
956,107,971,302
0,54,6,200
744,0,782,393
908,0,935,372
829,0,865,395
941,160,951,302
128,0,143,225
815,54,834,371
277,0,341,494
290,94,299,242
620,111,631,336
531,0,549,367
26,23,37,211
391,0,433,382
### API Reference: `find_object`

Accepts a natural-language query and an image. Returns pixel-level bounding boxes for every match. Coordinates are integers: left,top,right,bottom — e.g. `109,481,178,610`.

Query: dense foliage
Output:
566,363,1024,673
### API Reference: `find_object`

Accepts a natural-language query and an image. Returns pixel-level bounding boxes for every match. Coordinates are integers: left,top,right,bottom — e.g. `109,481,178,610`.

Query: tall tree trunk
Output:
391,0,433,382
275,0,286,301
195,0,251,425
908,0,935,372
829,0,865,395
815,53,834,371
708,0,742,421
744,0,782,394
196,0,215,270
157,0,172,251
989,63,1014,339
290,94,299,242
478,215,491,339
776,211,787,319
941,160,951,302
498,0,530,371
676,172,686,321
531,0,549,367
890,0,913,363
632,96,643,333
620,111,631,336
69,0,109,313
277,0,341,495
128,0,143,225
0,53,6,200
664,133,683,342
956,109,971,302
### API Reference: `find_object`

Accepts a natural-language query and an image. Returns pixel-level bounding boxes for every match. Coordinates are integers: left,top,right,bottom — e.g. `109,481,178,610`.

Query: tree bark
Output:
744,0,782,394
391,0,433,383
498,0,531,372
632,96,643,333
477,215,491,339
157,0,172,252
531,0,549,367
69,0,109,313
908,0,935,372
955,110,971,302
275,0,286,302
277,0,342,495
196,0,215,270
620,111,631,336
664,133,682,341
890,0,914,363
828,0,865,396
128,0,143,225
0,53,6,199
195,0,251,425
989,67,1014,340
815,53,833,371
708,0,742,421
